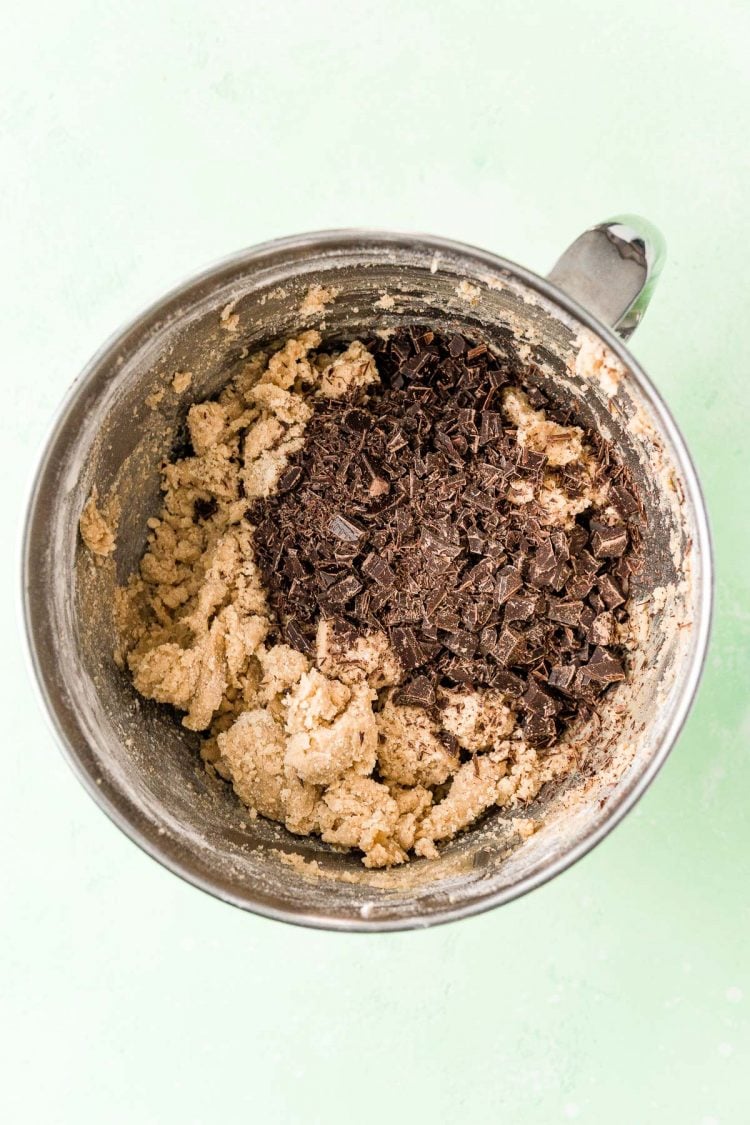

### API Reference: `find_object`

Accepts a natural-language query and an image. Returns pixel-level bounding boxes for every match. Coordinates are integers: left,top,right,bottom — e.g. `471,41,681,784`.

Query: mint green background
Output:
3,2,748,1122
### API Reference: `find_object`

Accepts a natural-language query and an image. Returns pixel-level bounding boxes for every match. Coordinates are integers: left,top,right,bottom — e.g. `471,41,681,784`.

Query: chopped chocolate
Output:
432,607,461,633
528,540,557,588
568,525,589,555
590,520,628,558
547,598,584,627
583,646,626,684
494,626,525,667
277,464,303,493
565,573,596,600
548,663,577,693
328,514,365,543
522,680,560,718
573,549,600,575
466,343,488,362
609,482,641,518
504,594,538,622
361,552,396,588
597,574,625,609
495,566,523,605
389,625,426,671
327,575,363,604
395,675,436,708
588,611,616,646
249,326,641,739
525,713,557,746
443,630,477,658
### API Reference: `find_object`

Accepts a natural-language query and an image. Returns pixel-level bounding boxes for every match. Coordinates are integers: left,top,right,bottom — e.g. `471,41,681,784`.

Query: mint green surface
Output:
3,2,748,1122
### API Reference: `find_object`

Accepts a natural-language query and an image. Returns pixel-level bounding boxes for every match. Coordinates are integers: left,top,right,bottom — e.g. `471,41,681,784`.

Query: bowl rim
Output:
19,228,714,932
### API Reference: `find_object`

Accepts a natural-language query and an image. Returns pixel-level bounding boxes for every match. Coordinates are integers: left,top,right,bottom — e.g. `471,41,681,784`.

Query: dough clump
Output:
104,335,586,867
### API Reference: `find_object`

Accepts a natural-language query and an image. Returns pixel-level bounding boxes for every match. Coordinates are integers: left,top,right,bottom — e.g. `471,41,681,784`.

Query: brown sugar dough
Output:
502,387,584,467
315,621,403,690
217,708,320,835
79,488,118,557
438,688,516,752
375,695,459,787
107,333,617,868
283,671,378,786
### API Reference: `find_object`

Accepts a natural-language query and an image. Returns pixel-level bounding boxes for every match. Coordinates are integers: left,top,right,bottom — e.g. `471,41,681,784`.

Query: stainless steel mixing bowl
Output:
21,221,712,930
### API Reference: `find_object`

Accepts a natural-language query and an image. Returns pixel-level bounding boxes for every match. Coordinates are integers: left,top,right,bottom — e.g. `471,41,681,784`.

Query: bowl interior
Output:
25,233,707,929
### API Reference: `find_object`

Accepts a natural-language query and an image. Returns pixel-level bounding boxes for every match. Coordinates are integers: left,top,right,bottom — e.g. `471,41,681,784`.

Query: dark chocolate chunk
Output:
277,465,303,492
504,594,537,622
528,540,557,587
285,620,312,653
327,575,363,603
525,712,557,746
441,656,476,683
479,626,498,655
547,598,584,627
548,664,577,693
568,525,589,555
565,573,596,600
522,681,560,718
443,630,477,658
597,574,625,609
389,626,426,671
587,611,616,646
495,566,523,605
583,646,626,683
466,343,488,361
395,675,436,707
463,599,494,630
573,549,600,575
284,550,308,580
588,590,606,615
590,520,628,558
479,411,503,445
489,669,525,695
434,608,462,632
328,514,365,542
550,529,570,562
361,552,396,588
609,483,641,518
494,626,525,667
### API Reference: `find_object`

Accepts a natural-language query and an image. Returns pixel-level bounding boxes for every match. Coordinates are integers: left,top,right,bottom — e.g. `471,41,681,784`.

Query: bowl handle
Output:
547,215,666,340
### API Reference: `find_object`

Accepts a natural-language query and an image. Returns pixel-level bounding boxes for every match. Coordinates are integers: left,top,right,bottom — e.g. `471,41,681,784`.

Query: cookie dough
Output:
79,488,117,557
93,328,636,868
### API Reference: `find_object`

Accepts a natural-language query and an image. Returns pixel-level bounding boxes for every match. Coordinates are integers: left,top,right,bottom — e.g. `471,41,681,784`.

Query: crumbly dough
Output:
79,488,118,557
107,335,592,867
299,284,339,319
501,387,606,527
455,280,481,305
503,387,583,467
172,370,193,393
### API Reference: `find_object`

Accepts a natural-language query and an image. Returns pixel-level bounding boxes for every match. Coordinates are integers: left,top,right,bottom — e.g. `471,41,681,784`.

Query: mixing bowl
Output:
22,220,712,930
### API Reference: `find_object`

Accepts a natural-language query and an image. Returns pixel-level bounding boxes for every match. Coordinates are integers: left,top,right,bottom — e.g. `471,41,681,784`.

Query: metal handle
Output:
547,215,666,340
